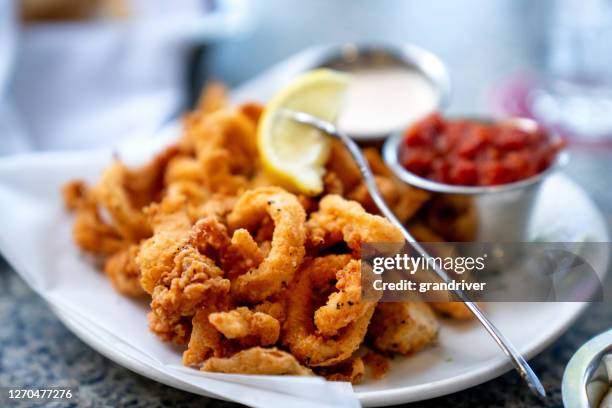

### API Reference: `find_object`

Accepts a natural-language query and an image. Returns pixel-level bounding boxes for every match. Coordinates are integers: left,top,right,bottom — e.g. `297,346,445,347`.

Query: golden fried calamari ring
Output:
95,160,152,241
227,187,306,303
325,141,363,192
148,307,193,345
306,194,404,255
122,146,180,207
94,146,180,242
104,244,146,297
62,180,89,211
209,307,280,346
62,181,124,256
238,102,264,125
192,110,258,194
201,347,313,376
283,255,376,367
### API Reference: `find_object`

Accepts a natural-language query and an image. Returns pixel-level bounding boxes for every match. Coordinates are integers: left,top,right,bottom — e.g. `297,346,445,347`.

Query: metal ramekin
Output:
382,117,569,242
563,329,612,407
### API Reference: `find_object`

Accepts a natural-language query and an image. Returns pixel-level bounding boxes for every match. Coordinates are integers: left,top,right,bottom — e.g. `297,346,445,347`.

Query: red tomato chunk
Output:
400,113,565,186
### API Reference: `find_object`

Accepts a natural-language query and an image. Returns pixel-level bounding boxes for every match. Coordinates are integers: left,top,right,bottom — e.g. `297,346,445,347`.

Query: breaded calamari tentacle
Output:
314,259,377,337
183,307,225,367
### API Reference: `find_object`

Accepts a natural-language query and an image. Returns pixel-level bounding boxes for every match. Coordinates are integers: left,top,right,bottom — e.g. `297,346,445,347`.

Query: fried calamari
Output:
63,82,477,385
368,302,439,355
202,347,313,376
227,187,306,303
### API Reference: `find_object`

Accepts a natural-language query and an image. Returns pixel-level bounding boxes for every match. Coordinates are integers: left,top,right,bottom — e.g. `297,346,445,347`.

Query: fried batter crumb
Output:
363,350,390,380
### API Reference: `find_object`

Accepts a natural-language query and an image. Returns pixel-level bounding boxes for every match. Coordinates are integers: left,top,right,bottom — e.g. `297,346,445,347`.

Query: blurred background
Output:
2,0,612,154
1,1,611,407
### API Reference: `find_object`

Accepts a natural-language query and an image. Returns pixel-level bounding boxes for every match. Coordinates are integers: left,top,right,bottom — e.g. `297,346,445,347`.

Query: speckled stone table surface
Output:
0,149,610,408
2,2,612,406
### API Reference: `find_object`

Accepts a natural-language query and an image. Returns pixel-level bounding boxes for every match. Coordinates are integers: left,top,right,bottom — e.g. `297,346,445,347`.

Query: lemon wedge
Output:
257,69,350,195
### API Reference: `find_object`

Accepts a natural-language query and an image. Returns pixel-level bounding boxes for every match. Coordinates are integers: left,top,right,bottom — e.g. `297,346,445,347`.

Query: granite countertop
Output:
0,149,610,408
2,2,612,406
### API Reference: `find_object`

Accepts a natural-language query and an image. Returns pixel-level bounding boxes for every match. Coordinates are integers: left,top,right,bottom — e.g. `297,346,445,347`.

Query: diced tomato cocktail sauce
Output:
399,113,565,186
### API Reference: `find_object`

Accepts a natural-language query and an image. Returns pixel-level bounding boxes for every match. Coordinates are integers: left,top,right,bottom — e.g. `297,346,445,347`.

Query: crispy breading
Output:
209,307,280,346
63,180,124,256
283,256,376,367
142,216,232,344
191,110,258,194
95,160,152,241
227,187,306,303
183,307,225,366
368,302,439,355
104,244,146,297
62,84,471,382
363,350,390,380
316,357,365,384
314,259,375,337
94,146,179,242
137,196,193,294
306,194,404,255
201,347,313,376
196,81,228,115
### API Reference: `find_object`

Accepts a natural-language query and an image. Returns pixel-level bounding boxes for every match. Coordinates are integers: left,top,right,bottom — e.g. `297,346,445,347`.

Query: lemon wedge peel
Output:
257,69,351,196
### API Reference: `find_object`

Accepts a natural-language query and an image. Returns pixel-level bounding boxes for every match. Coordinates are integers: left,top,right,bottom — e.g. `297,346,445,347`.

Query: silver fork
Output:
281,108,546,399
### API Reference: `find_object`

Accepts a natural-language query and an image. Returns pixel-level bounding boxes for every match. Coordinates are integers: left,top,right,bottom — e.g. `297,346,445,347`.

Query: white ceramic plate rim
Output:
52,301,591,406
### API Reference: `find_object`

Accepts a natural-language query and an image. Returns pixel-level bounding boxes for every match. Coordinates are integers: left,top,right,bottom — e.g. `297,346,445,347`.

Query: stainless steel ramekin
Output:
382,117,569,242
563,329,612,407
317,42,451,141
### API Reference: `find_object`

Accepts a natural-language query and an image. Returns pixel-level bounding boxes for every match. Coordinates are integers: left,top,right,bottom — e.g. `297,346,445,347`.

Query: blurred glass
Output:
530,0,612,140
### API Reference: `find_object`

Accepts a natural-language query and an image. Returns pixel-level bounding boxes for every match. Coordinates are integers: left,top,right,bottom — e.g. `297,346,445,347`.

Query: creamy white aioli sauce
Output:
337,67,439,138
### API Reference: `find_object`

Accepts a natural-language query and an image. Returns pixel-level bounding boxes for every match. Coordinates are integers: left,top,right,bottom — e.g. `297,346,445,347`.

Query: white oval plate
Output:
48,172,609,406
